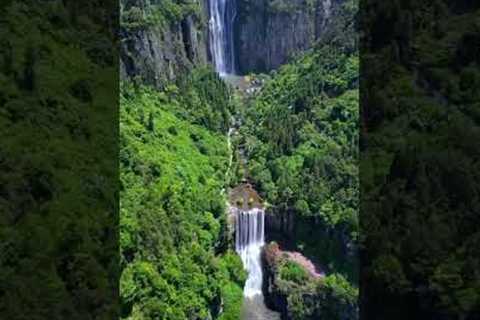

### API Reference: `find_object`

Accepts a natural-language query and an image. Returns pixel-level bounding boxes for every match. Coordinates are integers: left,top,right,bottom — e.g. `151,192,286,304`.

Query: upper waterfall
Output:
208,0,237,75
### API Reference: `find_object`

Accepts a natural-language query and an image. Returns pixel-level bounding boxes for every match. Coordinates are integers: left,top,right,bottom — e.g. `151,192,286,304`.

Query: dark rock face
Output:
265,207,296,240
265,207,357,275
262,243,289,319
120,1,209,88
262,243,358,320
235,0,344,74
120,0,347,83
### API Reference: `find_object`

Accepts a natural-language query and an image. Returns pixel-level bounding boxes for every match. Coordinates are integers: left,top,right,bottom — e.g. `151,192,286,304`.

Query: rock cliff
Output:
263,243,358,320
235,0,345,73
266,206,358,282
120,0,352,82
120,0,209,88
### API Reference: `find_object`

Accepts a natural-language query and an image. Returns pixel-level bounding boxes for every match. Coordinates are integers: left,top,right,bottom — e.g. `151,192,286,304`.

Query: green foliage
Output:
218,283,244,320
120,75,243,319
121,0,201,30
237,16,359,282
0,1,118,318
284,273,358,320
322,273,358,304
245,48,359,226
234,1,360,317
279,261,309,284
176,67,234,134
217,253,246,320
268,252,358,320
361,2,480,318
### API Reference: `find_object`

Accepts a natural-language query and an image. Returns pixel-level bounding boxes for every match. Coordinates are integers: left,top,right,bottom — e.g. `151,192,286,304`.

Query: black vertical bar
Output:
360,0,480,318
0,0,119,318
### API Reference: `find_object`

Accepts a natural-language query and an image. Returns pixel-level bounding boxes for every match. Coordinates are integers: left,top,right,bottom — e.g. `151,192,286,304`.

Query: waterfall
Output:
235,207,265,297
208,0,237,75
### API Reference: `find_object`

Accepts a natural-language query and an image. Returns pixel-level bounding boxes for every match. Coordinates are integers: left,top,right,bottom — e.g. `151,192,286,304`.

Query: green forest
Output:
119,52,360,319
1,0,479,319
238,30,359,275
361,1,480,318
119,0,360,319
233,5,360,317
120,70,247,319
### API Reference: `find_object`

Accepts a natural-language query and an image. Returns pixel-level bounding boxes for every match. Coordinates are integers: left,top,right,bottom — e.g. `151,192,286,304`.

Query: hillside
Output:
119,70,247,319
118,0,360,319
230,1,359,318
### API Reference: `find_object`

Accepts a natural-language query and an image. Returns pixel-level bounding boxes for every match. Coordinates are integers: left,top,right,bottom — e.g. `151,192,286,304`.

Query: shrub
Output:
280,260,309,284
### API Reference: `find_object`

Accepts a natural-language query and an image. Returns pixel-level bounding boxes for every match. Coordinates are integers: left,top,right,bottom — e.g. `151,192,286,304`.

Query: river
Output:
208,1,280,318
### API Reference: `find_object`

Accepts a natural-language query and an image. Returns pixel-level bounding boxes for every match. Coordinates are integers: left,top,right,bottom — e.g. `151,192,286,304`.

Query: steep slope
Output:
119,1,360,319
119,2,253,318
120,0,209,88
119,70,247,319
233,0,359,318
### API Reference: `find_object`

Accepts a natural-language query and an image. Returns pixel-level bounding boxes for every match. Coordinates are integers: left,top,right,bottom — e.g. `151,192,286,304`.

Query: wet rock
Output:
262,243,289,318
265,207,296,239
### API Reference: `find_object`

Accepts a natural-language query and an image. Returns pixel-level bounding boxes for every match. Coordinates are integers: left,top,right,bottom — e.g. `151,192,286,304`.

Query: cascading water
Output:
232,205,280,319
208,0,237,75
235,208,265,297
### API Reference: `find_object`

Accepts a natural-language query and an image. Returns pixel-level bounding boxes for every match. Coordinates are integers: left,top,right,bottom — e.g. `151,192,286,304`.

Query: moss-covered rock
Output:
262,242,358,320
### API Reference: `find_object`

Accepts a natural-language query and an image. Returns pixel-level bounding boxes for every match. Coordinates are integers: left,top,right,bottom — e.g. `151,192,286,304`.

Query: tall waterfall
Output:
208,0,237,75
235,208,265,297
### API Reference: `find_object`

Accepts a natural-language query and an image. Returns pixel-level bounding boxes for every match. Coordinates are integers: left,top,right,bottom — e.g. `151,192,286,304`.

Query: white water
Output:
235,207,265,297
208,0,237,75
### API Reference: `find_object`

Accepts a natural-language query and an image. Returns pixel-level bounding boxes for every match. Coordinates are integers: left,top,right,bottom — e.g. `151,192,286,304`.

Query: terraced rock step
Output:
229,183,264,211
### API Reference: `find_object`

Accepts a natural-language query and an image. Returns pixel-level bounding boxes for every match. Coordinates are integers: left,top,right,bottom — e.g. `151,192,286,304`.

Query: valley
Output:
119,0,359,319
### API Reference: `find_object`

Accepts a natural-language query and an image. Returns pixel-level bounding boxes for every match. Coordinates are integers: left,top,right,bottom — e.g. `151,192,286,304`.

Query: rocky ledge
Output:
262,242,359,320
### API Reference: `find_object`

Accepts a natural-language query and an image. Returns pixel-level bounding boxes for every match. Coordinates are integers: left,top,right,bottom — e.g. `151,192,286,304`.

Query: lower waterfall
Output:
235,208,265,297
233,206,280,319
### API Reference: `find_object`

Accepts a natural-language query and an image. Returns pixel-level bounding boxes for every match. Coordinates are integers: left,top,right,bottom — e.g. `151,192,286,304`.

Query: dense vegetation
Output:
119,69,246,319
264,243,358,320
244,46,358,229
361,1,480,318
236,0,358,280
230,0,360,317
0,1,118,319
121,0,203,30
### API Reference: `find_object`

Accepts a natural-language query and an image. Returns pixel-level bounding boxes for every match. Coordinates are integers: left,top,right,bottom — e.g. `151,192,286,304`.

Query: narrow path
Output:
220,125,235,196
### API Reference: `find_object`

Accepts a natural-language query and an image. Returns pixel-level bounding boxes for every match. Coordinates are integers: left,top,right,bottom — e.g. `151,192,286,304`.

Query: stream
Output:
208,1,280,318
224,82,280,319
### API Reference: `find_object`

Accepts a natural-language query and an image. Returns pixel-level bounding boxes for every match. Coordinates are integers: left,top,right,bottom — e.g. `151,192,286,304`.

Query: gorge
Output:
208,1,280,315
119,0,359,319
3,1,478,320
